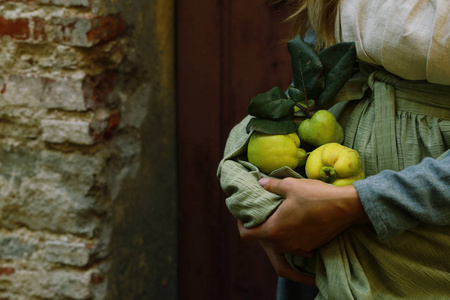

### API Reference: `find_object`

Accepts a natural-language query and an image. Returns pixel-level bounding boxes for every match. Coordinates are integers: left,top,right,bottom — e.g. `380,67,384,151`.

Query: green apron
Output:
217,65,450,299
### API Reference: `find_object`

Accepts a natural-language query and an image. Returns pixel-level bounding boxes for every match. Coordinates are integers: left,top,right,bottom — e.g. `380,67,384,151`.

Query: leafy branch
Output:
246,36,356,135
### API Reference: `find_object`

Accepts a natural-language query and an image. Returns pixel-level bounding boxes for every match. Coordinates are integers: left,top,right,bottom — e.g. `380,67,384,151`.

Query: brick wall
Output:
0,0,176,299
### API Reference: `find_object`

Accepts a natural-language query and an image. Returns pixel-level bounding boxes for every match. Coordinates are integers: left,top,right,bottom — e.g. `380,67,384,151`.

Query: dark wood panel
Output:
177,1,293,299
222,2,293,139
176,1,226,299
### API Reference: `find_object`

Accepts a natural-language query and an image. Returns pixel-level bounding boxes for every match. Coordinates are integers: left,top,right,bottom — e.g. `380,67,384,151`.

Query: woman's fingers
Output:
259,177,289,198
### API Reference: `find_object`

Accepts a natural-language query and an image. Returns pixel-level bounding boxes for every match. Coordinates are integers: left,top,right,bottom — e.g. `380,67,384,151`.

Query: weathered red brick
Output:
2,72,118,111
0,16,30,40
0,16,47,42
54,19,78,44
105,110,121,137
87,15,125,44
54,15,125,47
1,0,90,5
42,108,121,145
0,267,15,276
32,17,47,41
83,71,116,109
0,0,36,3
91,110,121,143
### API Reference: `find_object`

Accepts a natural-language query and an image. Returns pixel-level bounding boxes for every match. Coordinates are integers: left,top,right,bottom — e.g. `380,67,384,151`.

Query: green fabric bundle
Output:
217,66,450,299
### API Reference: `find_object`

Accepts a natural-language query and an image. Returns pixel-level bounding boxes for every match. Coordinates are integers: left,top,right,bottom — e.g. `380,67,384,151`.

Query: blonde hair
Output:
274,0,340,48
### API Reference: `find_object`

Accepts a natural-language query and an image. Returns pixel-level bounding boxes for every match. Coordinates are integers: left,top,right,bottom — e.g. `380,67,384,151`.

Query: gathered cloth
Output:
336,0,450,85
217,65,450,299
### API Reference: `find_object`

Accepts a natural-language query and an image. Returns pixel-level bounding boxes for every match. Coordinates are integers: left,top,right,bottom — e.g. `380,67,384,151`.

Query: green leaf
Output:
287,36,325,100
246,118,298,134
247,87,296,119
287,87,305,102
317,42,356,108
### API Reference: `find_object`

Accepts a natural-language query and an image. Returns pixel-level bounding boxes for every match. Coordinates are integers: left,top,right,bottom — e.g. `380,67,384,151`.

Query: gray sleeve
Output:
353,151,450,240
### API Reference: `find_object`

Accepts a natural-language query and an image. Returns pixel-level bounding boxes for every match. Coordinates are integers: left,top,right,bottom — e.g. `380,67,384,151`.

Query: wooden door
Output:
176,1,293,299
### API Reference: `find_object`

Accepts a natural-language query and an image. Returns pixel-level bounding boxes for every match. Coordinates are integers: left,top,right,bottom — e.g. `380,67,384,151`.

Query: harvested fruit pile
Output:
245,36,364,186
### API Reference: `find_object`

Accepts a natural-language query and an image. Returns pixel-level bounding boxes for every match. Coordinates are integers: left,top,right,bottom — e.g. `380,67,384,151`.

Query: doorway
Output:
176,1,293,299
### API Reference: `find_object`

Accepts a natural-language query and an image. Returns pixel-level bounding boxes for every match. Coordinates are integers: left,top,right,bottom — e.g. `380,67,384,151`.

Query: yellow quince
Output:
298,110,344,147
247,132,307,174
305,142,364,186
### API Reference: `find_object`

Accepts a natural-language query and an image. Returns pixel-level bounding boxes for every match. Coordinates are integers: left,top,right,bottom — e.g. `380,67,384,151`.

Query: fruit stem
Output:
298,62,311,114
295,103,310,116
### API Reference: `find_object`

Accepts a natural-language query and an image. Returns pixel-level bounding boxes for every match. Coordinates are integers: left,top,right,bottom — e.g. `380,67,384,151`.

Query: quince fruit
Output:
305,142,364,186
247,132,307,174
298,110,344,147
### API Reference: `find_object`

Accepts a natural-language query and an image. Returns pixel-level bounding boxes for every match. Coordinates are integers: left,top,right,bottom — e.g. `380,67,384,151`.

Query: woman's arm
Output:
238,151,449,283
354,151,450,240
239,151,450,250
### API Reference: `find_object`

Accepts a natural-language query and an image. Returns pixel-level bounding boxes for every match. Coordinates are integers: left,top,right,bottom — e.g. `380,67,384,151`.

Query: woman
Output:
217,0,450,298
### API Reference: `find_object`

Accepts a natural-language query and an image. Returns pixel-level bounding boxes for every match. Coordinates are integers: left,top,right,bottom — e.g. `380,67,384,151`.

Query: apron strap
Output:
368,71,400,172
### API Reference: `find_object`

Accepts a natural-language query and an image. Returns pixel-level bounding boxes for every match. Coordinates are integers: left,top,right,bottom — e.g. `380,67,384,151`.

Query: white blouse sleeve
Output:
335,0,450,85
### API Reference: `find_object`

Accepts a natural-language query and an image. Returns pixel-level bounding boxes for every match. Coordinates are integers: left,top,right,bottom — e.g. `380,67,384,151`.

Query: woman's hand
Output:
238,177,370,253
237,177,369,284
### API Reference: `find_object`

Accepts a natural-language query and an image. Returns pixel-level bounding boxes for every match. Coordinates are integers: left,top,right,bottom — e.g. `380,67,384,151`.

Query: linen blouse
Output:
335,0,450,85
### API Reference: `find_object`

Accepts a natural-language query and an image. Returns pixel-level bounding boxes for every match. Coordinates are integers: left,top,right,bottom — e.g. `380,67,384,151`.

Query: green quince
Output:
305,142,364,186
297,110,344,147
247,132,307,174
